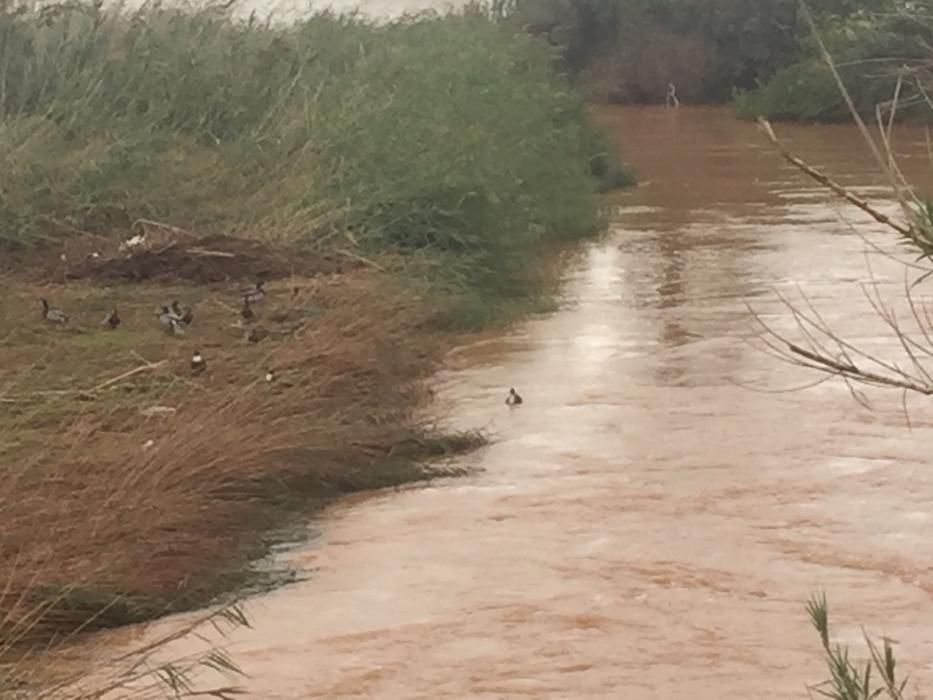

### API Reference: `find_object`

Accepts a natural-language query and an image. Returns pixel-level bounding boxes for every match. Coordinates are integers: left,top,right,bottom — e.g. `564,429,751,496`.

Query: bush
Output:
733,60,848,122
734,9,933,123
0,2,613,308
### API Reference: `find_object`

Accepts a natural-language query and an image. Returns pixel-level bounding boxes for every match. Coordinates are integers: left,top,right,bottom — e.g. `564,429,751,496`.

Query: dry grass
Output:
0,265,482,686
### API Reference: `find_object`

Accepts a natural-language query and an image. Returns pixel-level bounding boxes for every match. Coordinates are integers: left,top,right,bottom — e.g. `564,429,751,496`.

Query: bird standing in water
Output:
102,307,120,330
505,387,523,406
190,350,206,376
40,298,68,325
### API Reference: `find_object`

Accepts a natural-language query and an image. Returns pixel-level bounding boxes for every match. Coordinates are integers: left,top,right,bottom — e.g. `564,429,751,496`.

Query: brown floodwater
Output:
82,107,933,698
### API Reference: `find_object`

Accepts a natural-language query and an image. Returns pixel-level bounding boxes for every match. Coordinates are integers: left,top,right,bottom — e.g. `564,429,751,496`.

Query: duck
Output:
240,299,255,322
246,326,268,344
40,298,68,325
242,280,266,305
505,387,523,406
102,307,120,330
171,300,194,326
158,306,185,336
190,349,206,376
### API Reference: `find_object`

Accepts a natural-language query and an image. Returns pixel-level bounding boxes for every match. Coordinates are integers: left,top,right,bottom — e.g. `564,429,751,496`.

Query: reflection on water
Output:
89,106,933,698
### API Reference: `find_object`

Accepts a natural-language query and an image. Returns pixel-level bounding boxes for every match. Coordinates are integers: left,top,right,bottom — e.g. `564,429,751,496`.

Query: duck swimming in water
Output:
40,298,68,325
102,307,120,330
505,388,523,406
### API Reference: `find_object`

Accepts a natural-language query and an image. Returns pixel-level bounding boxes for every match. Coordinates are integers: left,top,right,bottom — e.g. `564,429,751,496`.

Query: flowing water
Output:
91,107,933,698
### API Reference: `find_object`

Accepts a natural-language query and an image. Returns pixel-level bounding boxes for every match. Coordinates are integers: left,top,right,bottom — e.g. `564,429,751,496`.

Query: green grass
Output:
0,1,612,311
0,273,488,680
806,593,910,699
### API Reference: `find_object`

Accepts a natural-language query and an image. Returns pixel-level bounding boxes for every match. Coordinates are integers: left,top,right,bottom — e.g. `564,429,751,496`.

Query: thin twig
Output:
757,118,913,237
786,342,933,393
336,248,387,272
90,359,166,393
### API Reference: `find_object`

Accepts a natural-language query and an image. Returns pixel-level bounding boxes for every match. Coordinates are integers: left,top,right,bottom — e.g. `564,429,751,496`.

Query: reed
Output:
0,1,609,309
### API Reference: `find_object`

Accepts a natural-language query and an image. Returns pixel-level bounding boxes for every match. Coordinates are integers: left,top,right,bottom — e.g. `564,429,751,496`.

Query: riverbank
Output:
0,238,484,646
44,105,933,700
0,2,629,692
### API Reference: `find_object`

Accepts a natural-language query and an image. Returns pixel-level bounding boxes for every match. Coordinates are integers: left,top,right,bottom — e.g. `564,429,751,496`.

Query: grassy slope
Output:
0,270,481,649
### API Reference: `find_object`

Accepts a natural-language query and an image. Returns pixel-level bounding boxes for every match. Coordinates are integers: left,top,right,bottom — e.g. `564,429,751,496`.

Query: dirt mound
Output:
76,234,352,284
5,234,355,284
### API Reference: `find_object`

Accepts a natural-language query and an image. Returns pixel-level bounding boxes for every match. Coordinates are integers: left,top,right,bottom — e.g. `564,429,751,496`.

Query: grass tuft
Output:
806,593,911,700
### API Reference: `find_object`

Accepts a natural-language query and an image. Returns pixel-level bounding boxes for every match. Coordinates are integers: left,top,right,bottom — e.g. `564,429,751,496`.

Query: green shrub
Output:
733,60,847,122
734,10,933,123
0,2,614,313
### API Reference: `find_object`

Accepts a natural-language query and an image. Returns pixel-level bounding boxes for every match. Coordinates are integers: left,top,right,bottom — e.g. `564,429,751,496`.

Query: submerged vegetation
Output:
0,0,624,693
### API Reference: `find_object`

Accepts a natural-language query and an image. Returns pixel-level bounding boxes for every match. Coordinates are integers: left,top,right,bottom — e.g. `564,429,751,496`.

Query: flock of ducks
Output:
40,280,524,403
39,281,270,378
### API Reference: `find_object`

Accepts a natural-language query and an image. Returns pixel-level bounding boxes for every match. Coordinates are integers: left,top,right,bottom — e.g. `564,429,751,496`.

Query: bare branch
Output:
757,118,913,237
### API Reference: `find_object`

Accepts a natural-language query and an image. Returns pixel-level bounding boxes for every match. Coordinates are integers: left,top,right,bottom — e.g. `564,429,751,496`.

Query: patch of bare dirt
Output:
74,234,353,284
2,232,357,284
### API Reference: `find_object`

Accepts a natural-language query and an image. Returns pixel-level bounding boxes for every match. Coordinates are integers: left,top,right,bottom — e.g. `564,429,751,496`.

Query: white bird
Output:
119,234,146,252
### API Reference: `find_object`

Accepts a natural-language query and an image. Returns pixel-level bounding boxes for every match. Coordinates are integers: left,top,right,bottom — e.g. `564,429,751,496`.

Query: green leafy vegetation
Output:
736,2,933,123
499,0,891,103
499,0,933,123
0,1,627,316
806,593,910,699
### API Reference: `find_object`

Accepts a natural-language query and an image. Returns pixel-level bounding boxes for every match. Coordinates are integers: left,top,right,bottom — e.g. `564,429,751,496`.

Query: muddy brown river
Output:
76,107,933,698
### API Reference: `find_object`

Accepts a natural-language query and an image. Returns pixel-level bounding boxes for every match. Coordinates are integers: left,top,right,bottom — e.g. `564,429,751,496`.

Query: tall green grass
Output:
0,1,611,314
